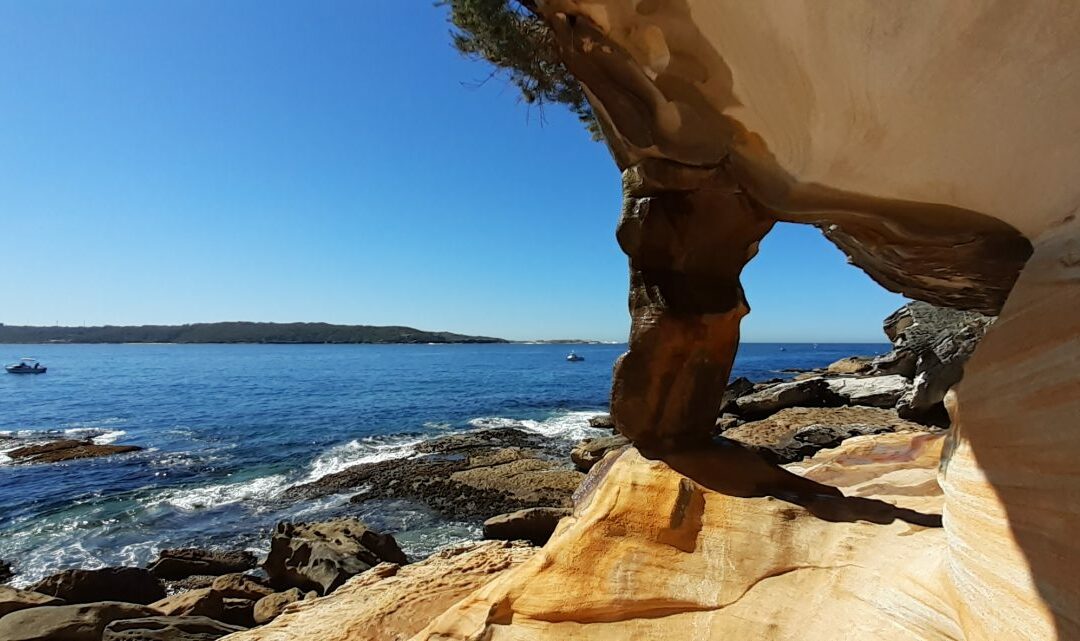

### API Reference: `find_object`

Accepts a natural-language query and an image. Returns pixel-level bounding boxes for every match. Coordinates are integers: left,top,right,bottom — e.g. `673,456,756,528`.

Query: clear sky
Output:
0,1,905,343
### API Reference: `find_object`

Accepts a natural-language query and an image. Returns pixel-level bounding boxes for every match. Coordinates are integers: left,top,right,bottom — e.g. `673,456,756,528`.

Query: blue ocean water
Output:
0,342,887,584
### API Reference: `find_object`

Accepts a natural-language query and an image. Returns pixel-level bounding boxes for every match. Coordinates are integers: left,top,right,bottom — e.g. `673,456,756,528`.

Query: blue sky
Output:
0,1,904,342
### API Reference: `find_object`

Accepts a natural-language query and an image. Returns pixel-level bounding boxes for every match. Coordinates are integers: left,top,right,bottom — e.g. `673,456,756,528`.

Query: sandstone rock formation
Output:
482,507,572,545
102,615,244,641
149,549,257,581
222,541,535,641
251,589,306,626
150,588,225,620
31,567,165,605
263,518,407,595
570,434,629,471
0,585,64,618
0,602,158,641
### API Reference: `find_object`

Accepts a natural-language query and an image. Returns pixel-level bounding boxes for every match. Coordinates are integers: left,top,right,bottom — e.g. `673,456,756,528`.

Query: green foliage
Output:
440,0,602,139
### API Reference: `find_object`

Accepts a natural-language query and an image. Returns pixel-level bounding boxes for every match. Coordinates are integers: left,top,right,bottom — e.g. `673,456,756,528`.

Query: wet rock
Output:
0,601,157,641
0,559,12,584
7,440,141,464
826,375,911,408
483,507,572,545
733,378,842,420
284,428,584,520
209,574,273,601
570,435,630,472
163,575,216,595
252,588,304,625
150,588,223,620
263,518,407,595
723,406,937,463
31,567,165,605
149,549,256,580
0,585,65,618
826,356,874,375
102,615,245,641
587,414,614,429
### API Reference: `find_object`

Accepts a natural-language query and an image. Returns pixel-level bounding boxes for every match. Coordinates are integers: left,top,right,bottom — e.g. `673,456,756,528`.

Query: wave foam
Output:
468,410,607,443
299,436,422,486
144,474,287,512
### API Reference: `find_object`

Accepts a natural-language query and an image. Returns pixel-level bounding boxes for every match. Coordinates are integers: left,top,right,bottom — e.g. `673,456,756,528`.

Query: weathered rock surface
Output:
826,356,874,375
283,428,584,519
223,541,535,641
874,302,992,377
0,601,157,641
263,518,407,595
587,414,614,429
149,549,256,580
103,616,244,641
0,585,65,618
219,598,255,628
732,378,842,419
724,406,937,463
150,588,224,620
209,574,273,601
31,567,165,605
482,507,572,545
570,434,630,472
7,439,142,464
251,589,302,626
164,575,217,595
825,374,911,408
0,559,13,584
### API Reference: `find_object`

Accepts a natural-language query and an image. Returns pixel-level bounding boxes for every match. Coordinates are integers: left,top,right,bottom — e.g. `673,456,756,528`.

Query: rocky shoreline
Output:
0,302,987,641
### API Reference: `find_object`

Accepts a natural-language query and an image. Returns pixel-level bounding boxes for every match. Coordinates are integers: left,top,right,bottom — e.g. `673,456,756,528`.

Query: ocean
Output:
0,341,888,585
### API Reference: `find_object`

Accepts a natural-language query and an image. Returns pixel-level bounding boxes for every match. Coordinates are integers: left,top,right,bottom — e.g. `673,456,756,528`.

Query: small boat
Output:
5,358,47,374
566,351,585,362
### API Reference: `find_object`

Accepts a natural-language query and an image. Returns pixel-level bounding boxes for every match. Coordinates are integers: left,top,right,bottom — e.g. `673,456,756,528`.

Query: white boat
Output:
566,351,584,362
5,358,47,374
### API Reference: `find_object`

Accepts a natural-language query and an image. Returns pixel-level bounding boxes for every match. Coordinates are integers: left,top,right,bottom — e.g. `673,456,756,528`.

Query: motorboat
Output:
566,351,584,362
5,358,47,374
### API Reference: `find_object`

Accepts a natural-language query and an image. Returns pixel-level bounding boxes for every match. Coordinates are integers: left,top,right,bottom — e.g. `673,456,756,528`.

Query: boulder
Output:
263,518,407,595
0,559,12,583
0,585,65,617
31,567,165,605
723,406,936,463
209,573,273,600
149,588,223,620
149,549,256,580
826,356,874,375
825,375,911,408
0,601,157,641
718,376,755,414
6,439,142,464
713,413,742,434
482,507,572,545
164,575,216,595
873,302,994,378
570,434,630,472
102,616,245,641
587,414,614,429
252,588,304,625
733,378,842,420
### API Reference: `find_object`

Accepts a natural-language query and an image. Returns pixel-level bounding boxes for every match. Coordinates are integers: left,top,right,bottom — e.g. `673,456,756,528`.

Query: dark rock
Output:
733,378,843,420
31,567,165,605
0,585,65,618
587,414,614,429
482,507,572,545
0,601,157,641
219,598,255,628
252,588,304,625
7,440,141,464
149,549,256,580
570,435,630,472
149,589,224,620
0,559,12,584
102,616,245,641
209,573,273,600
284,428,584,520
163,575,216,595
263,518,407,595
719,376,755,414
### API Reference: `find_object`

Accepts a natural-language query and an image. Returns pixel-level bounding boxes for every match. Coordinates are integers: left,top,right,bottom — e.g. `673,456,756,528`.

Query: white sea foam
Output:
144,474,288,512
298,436,423,486
63,427,128,444
467,410,607,443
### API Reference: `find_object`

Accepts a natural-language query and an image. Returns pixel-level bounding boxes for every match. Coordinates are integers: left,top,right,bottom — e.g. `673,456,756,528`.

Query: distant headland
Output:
0,322,507,344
